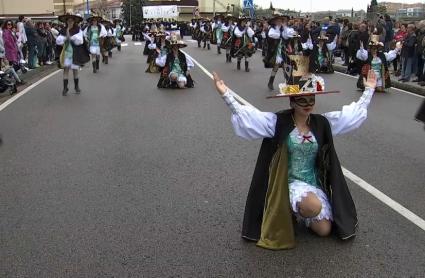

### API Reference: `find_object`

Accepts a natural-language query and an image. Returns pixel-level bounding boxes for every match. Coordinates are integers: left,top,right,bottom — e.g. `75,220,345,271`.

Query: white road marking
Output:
183,50,425,233
134,42,142,46
121,43,129,47
335,71,425,99
0,70,61,112
186,39,198,43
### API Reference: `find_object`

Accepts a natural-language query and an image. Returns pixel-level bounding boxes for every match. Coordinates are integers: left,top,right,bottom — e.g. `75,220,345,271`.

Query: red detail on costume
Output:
316,82,323,91
302,135,313,144
234,38,241,47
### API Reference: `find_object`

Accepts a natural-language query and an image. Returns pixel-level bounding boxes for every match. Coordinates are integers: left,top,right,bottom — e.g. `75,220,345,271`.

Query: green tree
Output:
371,0,378,6
121,0,144,26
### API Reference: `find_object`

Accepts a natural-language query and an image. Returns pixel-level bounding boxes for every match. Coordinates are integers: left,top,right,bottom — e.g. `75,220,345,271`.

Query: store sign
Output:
143,5,179,18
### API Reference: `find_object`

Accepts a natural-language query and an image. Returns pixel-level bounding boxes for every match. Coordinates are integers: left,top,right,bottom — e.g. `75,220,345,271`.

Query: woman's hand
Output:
363,69,377,89
213,72,228,96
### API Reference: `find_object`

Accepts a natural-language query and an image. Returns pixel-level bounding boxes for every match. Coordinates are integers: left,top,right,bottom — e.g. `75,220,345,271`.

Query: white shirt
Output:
221,87,375,140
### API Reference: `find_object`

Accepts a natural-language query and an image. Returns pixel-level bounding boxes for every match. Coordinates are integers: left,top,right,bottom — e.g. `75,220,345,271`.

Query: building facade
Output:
0,0,55,18
74,0,122,20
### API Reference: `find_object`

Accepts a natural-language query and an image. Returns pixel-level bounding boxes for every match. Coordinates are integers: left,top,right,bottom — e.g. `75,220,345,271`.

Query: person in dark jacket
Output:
25,19,40,69
56,14,89,96
399,24,417,82
384,14,394,51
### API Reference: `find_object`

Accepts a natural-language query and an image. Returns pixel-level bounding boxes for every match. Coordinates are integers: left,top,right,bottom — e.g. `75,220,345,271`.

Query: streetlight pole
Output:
130,0,132,27
86,0,90,17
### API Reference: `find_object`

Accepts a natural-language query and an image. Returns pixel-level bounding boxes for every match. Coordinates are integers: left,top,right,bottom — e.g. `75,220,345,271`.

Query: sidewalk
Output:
333,58,425,97
0,63,59,104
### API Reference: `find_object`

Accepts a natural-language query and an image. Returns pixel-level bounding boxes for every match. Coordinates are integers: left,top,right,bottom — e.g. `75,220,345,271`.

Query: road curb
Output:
333,64,425,97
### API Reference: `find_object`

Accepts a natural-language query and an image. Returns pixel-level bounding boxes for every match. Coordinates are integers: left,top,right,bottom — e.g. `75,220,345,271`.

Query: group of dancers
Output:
55,13,125,96
142,25,195,89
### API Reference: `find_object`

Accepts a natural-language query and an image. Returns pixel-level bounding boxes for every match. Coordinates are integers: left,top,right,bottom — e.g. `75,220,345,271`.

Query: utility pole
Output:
63,0,66,14
130,0,132,27
213,0,216,17
86,0,90,17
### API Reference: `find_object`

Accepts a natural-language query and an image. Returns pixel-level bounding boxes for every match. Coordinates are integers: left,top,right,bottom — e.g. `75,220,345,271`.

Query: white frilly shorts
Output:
64,58,80,70
89,46,101,55
169,71,187,84
289,180,333,227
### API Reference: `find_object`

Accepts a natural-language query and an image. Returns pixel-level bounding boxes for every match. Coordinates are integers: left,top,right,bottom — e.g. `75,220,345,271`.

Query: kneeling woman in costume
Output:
212,70,378,250
156,35,194,89
56,14,90,96
356,35,401,92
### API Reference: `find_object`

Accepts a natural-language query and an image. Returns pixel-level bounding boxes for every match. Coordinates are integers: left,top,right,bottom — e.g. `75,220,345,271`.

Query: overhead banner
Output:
143,5,179,19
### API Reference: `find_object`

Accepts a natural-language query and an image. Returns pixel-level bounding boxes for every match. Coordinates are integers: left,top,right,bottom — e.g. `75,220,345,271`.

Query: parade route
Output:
1,40,424,277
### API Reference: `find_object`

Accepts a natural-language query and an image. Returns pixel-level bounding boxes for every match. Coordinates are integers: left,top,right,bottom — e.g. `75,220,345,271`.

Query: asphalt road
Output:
1,39,424,278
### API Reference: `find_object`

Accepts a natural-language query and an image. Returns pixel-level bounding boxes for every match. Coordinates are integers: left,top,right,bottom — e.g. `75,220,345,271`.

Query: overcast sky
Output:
253,0,425,12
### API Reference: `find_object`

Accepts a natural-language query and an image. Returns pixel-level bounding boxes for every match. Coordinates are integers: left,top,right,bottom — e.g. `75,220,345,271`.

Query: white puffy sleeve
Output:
246,27,254,38
302,37,314,50
356,47,368,61
326,36,337,51
282,26,296,39
155,54,166,67
100,24,108,37
83,27,88,39
322,88,375,136
185,54,194,71
70,30,84,46
56,34,66,46
384,49,399,62
148,43,157,49
222,89,277,140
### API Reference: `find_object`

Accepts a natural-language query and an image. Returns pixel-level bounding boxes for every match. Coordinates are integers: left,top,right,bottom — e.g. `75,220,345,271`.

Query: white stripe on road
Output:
183,50,425,233
121,43,129,47
0,70,61,112
134,42,142,46
335,71,425,99
342,168,425,231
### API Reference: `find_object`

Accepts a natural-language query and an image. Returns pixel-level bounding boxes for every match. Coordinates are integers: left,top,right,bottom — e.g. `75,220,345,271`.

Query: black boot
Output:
108,51,112,58
105,56,108,64
74,78,81,94
96,57,100,70
118,45,121,52
237,60,241,70
245,61,250,72
225,54,229,63
207,43,210,50
102,55,105,63
218,46,221,54
198,41,201,47
268,76,275,90
92,61,97,73
203,41,206,49
62,79,69,96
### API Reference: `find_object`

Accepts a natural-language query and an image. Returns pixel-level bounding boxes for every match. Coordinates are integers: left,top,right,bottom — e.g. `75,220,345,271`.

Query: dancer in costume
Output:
231,16,256,72
305,31,337,74
212,68,378,249
113,19,125,52
190,19,197,40
146,32,167,73
84,15,107,73
212,15,224,54
263,13,290,90
100,20,113,65
157,34,194,89
356,34,401,92
200,19,212,50
220,14,236,63
56,14,90,96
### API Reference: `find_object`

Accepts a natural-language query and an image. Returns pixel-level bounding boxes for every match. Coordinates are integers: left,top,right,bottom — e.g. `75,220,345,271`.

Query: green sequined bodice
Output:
287,128,319,187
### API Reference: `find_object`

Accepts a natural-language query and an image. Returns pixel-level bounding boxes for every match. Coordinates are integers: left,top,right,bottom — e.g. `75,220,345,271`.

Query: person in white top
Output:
83,15,107,73
211,69,378,249
231,16,255,72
